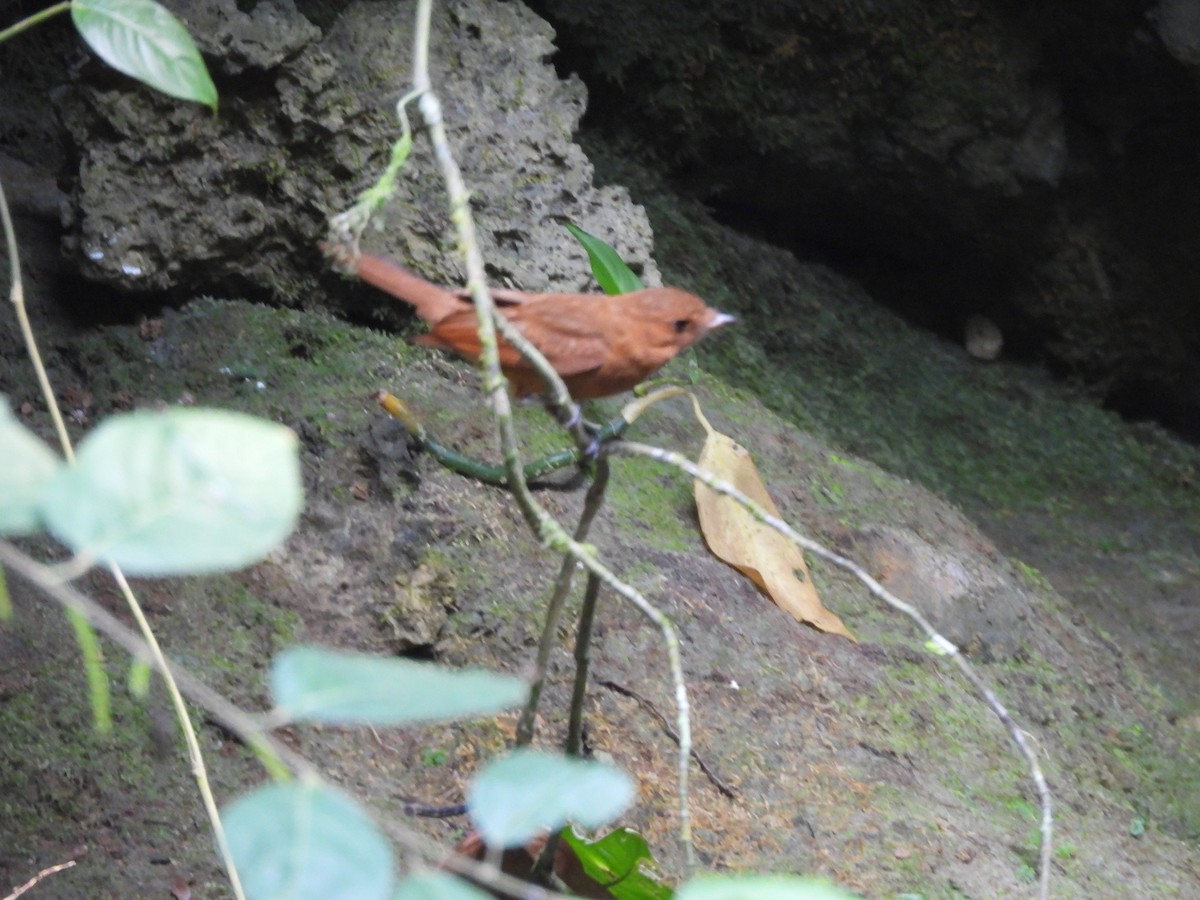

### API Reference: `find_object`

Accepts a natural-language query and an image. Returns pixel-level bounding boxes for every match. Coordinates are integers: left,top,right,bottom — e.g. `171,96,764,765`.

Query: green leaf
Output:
392,872,491,900
224,780,394,900
128,658,152,699
676,875,860,900
0,565,10,621
468,749,634,849
271,646,527,726
565,223,644,294
71,0,217,110
67,606,112,734
40,408,301,575
0,397,62,535
561,826,673,900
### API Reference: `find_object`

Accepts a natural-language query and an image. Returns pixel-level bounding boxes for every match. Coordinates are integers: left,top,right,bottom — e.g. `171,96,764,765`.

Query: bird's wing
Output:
424,301,608,377
450,287,534,306
505,301,609,376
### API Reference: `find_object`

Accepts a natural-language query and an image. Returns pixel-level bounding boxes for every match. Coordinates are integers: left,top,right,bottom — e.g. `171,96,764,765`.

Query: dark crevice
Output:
533,0,1200,442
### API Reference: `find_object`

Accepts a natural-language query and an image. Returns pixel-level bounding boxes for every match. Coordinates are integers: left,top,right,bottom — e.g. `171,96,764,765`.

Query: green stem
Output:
0,563,11,620
566,570,601,756
108,566,248,900
517,456,611,747
421,415,627,485
66,605,111,733
0,2,72,45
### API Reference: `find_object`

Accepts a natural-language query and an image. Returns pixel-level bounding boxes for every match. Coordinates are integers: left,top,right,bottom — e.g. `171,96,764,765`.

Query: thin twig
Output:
0,2,71,48
598,678,737,800
106,565,253,890
406,3,587,456
567,569,604,755
518,456,611,746
607,439,1053,899
397,797,468,818
1,180,73,462
552,530,696,871
527,458,611,888
2,858,77,900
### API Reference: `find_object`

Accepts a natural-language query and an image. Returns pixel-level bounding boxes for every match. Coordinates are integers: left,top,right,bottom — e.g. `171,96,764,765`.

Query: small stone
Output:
964,314,1003,360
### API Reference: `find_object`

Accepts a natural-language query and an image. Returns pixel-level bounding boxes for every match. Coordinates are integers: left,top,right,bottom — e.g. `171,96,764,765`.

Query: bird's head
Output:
649,289,736,350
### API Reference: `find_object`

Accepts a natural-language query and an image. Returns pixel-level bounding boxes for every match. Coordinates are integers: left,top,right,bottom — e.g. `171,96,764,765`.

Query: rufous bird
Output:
333,249,735,400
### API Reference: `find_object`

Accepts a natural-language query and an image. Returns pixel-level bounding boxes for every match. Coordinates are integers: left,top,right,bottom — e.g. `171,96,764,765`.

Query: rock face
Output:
36,0,1200,432
51,0,660,309
528,0,1200,436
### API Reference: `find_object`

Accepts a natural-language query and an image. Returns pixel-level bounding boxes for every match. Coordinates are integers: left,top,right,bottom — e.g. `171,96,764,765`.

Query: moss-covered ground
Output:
3,186,1200,896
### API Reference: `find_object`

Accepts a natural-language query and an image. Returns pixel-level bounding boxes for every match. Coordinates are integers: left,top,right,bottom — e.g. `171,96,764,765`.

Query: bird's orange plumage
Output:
343,251,734,400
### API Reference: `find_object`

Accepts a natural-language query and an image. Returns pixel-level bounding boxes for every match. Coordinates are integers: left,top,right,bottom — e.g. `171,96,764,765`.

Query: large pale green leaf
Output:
0,397,61,535
468,749,634,848
40,408,301,575
676,875,860,900
72,0,217,109
271,646,527,726
565,223,644,295
392,872,490,900
224,781,393,900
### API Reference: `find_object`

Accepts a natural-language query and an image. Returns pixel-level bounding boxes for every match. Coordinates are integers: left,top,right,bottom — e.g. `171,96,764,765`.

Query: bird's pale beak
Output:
709,311,737,329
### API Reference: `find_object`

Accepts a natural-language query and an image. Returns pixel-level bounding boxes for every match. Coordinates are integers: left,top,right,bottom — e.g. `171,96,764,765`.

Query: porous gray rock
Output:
53,0,659,306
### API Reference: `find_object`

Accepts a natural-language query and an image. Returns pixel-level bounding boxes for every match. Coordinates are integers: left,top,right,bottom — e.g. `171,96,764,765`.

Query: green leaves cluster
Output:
225,646,634,899
223,645,856,900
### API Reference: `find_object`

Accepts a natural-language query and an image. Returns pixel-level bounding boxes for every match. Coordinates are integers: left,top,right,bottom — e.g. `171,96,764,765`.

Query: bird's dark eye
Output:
673,319,689,333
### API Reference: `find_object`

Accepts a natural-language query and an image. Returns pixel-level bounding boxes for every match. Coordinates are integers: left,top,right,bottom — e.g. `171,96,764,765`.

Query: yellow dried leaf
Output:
691,398,853,639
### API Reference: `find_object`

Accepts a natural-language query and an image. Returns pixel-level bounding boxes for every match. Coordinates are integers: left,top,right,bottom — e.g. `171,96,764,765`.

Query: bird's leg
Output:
542,396,603,460
550,397,584,431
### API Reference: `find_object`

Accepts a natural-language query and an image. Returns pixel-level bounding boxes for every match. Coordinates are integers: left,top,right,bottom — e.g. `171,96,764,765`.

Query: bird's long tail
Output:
347,252,464,326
